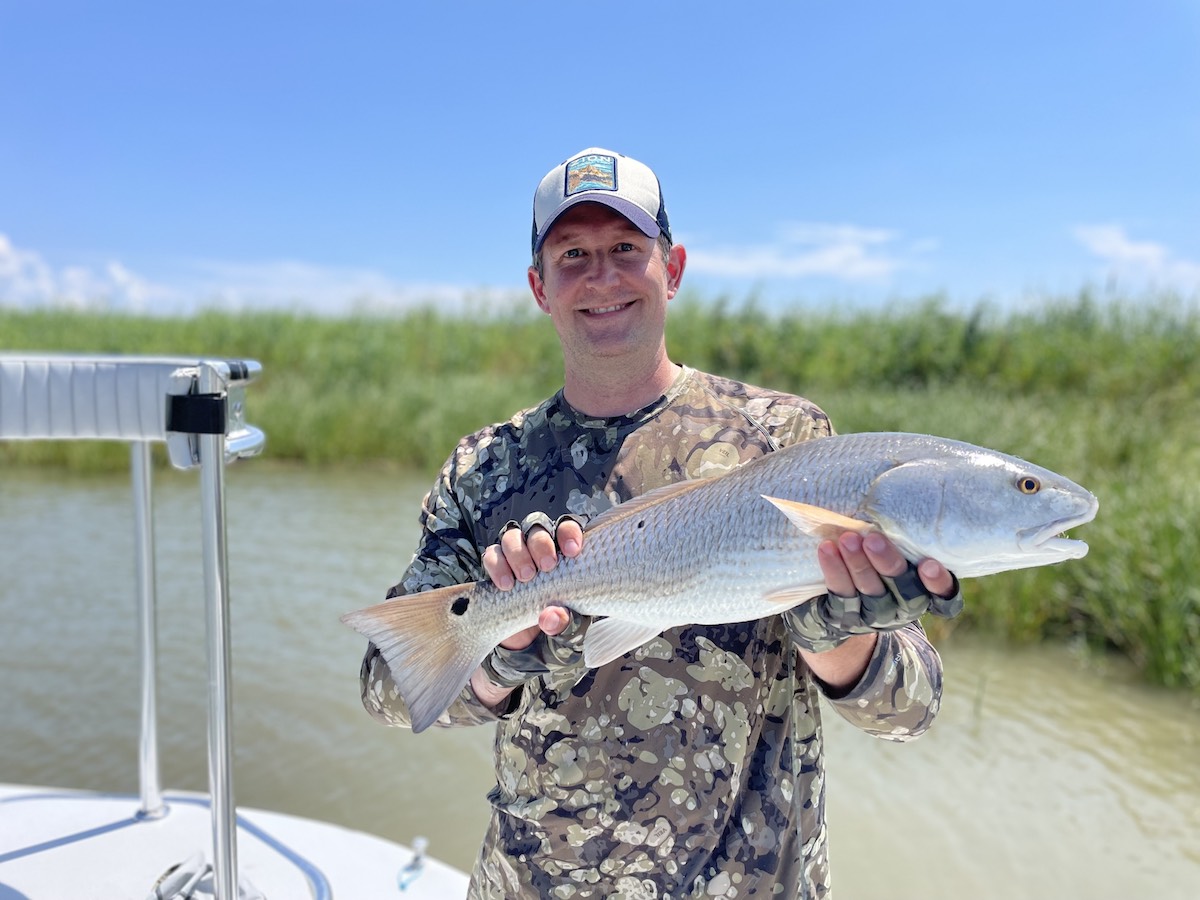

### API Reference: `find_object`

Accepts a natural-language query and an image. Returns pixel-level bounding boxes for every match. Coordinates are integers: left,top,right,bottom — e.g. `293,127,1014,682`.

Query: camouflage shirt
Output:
360,367,944,900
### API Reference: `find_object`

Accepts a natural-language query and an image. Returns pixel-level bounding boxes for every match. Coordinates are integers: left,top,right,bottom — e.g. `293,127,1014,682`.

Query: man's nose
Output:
585,256,620,286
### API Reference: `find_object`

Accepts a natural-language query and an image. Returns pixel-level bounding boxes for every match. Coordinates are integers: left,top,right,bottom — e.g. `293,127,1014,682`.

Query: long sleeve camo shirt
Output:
360,367,944,900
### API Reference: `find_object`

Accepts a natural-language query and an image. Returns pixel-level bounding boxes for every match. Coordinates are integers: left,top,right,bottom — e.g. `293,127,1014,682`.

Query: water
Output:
1,461,1197,899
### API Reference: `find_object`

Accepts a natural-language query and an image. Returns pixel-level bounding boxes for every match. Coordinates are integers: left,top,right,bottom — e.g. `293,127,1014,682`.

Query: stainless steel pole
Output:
132,440,165,820
198,364,238,900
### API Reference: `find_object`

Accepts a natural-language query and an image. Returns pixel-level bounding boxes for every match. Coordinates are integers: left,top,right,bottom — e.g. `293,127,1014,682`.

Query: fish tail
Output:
340,582,495,733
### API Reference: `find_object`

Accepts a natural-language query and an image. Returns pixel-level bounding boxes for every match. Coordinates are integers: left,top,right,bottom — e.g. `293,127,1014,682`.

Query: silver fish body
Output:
342,432,1098,732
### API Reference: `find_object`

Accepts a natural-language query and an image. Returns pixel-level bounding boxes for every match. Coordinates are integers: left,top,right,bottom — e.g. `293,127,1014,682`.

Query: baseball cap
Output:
532,147,672,255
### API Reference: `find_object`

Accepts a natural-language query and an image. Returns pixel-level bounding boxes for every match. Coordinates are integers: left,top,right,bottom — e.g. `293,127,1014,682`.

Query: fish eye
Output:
1016,475,1041,495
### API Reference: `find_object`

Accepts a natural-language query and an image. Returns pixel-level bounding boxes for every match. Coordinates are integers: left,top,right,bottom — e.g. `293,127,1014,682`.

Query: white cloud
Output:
180,258,527,315
0,233,176,312
685,222,924,282
1073,224,1200,290
0,234,528,316
0,233,57,301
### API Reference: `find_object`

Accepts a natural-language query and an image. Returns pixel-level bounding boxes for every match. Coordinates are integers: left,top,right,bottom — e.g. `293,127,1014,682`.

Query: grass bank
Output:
2,292,1198,691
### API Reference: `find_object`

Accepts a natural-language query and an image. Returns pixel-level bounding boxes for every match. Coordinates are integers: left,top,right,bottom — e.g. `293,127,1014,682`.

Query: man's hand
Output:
818,531,955,600
481,517,583,650
468,516,587,710
787,530,961,691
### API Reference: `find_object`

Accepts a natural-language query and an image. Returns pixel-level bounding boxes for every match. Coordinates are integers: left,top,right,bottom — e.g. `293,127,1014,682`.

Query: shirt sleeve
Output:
768,395,835,447
357,445,511,729
819,622,944,740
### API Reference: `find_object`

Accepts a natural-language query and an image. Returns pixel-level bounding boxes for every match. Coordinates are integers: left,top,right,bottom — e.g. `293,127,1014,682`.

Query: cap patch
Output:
566,154,616,196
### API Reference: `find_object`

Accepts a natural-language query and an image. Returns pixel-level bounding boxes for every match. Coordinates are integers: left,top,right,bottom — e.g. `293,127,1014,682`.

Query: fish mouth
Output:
1016,503,1098,559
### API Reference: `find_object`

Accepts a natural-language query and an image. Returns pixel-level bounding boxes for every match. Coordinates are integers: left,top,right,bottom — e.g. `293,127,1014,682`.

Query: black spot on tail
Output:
451,596,470,616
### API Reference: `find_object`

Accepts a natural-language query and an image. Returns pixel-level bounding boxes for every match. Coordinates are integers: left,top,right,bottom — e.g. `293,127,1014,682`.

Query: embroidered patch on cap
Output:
565,154,616,196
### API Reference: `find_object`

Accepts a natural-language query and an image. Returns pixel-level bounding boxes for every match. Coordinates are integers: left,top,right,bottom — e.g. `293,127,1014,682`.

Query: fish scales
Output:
342,432,1098,732
449,443,850,631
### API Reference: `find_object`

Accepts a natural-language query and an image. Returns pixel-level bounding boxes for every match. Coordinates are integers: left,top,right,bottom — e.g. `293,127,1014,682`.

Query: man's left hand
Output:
783,531,963,665
780,530,962,690
819,531,955,602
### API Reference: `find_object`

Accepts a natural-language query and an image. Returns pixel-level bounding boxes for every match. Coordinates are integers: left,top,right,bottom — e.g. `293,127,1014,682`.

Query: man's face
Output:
528,203,684,371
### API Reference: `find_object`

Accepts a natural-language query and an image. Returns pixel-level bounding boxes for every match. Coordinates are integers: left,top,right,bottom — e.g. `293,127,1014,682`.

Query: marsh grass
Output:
3,291,1198,689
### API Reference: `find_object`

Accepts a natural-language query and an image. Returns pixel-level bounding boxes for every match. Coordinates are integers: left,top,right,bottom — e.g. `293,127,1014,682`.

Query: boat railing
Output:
0,353,265,900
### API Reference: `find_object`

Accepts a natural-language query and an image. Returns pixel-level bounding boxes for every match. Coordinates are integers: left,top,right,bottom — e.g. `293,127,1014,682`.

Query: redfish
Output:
342,432,1098,733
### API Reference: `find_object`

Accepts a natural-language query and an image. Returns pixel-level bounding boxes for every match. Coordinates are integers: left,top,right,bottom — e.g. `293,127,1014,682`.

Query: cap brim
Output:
534,195,661,254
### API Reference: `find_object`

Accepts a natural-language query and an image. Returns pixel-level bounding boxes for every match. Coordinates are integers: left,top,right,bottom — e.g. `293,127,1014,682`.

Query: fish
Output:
341,432,1098,733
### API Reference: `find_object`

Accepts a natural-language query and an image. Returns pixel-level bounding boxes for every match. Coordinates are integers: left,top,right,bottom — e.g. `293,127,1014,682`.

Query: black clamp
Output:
167,393,227,435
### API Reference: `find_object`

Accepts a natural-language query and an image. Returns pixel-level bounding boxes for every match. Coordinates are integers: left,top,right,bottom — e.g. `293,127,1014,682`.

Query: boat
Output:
0,354,469,899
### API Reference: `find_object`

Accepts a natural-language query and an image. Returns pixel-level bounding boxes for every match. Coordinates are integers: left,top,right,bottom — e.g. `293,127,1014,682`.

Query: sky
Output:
2,1,1198,316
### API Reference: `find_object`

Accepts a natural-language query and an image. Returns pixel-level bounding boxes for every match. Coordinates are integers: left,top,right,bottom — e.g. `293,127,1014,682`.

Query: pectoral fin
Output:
761,495,873,542
583,618,667,668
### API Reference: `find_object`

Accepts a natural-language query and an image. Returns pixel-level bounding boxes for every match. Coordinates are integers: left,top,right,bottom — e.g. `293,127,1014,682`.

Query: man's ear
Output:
666,245,687,299
528,266,551,314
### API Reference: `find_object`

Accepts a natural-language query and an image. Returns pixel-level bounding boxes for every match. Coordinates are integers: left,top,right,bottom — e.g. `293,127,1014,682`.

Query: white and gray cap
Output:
531,147,671,255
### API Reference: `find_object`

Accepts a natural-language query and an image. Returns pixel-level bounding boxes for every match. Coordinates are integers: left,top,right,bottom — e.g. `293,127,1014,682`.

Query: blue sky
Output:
2,1,1198,316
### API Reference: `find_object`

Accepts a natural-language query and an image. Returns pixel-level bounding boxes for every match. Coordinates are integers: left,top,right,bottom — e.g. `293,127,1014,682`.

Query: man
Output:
359,147,961,899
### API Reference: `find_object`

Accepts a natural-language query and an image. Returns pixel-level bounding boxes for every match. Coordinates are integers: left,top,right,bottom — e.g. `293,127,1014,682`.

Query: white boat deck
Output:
0,783,469,899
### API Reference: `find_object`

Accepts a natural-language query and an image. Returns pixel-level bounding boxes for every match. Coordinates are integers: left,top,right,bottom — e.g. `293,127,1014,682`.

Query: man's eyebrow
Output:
547,224,643,245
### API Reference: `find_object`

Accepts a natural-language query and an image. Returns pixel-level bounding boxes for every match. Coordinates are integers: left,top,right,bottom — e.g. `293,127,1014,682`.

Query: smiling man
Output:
357,147,961,899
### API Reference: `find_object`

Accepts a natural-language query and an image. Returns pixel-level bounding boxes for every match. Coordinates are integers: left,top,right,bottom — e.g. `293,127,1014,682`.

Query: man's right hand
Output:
481,517,584,650
469,517,586,709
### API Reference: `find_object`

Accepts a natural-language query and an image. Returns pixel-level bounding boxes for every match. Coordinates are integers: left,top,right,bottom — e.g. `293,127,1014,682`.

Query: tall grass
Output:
2,291,1198,690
